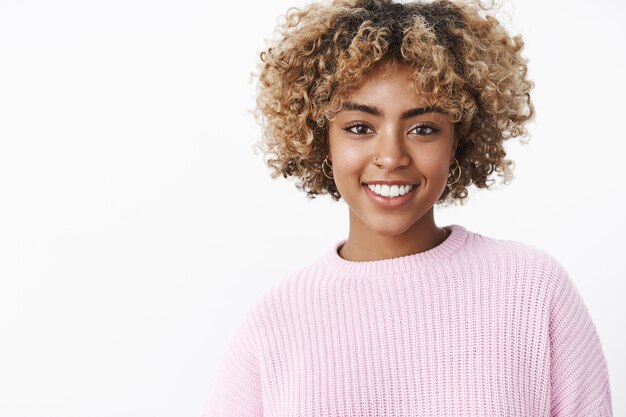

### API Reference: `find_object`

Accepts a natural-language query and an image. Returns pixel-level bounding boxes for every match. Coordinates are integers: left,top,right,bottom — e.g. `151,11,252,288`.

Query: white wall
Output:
0,0,623,416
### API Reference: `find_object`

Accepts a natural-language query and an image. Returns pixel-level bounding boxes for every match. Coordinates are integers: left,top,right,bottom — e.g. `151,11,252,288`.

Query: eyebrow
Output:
340,101,442,119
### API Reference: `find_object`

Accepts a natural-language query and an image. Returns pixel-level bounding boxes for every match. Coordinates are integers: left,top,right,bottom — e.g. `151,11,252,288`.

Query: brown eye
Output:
410,124,439,135
344,123,373,135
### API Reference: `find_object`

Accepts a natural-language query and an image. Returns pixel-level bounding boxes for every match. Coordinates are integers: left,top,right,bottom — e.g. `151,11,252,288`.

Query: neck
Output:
339,208,446,262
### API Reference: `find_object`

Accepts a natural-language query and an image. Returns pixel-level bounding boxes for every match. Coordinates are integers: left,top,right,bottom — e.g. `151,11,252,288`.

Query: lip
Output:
362,183,417,209
362,180,417,186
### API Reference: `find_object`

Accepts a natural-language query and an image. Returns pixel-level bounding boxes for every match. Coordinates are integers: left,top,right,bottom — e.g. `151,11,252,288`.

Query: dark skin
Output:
327,62,458,262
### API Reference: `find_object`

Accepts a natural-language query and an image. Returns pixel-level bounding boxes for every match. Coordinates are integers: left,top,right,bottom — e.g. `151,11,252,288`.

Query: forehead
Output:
353,61,411,88
342,62,432,108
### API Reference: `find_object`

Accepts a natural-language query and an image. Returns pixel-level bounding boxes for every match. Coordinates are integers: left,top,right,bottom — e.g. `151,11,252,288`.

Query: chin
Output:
365,217,416,237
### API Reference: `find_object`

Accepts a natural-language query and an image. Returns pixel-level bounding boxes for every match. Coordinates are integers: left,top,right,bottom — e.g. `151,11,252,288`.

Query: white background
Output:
0,0,624,416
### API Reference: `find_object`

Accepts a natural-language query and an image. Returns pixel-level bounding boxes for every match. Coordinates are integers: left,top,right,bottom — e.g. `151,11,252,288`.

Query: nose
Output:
373,126,411,171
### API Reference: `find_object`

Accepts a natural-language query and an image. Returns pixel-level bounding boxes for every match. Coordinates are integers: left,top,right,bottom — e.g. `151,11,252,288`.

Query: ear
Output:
451,130,460,160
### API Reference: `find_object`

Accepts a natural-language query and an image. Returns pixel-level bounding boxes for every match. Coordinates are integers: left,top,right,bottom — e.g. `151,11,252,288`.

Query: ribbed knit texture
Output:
204,224,612,416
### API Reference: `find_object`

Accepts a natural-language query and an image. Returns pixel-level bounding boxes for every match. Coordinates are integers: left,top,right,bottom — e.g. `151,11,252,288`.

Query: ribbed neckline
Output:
321,224,469,277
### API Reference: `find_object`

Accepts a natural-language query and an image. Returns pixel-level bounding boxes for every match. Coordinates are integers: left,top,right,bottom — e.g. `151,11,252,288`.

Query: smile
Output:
362,183,417,208
366,183,414,197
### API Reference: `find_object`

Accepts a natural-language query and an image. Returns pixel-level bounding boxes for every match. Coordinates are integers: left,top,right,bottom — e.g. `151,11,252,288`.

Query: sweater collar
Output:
322,224,469,277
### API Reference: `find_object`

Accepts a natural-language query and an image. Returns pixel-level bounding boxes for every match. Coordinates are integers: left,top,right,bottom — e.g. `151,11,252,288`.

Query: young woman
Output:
204,0,612,415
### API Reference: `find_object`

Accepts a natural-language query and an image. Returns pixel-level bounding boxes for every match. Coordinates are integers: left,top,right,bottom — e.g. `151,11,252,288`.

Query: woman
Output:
204,0,612,415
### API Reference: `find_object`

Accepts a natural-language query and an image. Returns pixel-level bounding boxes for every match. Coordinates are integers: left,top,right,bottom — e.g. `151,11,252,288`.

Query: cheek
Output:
411,147,451,178
331,143,369,172
340,148,369,168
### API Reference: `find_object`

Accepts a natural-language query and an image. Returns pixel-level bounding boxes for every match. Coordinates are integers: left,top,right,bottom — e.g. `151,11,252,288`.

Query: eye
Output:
410,124,439,135
344,123,373,135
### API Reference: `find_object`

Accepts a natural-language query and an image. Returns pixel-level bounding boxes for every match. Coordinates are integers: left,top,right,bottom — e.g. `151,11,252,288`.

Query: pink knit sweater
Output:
204,224,612,416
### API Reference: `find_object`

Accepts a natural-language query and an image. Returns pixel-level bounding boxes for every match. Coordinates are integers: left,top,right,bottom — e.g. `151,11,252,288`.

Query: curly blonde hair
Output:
253,0,534,204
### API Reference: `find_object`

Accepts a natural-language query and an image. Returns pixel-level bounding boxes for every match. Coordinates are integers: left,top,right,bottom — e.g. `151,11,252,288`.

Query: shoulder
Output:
463,227,572,292
467,227,565,264
241,258,321,321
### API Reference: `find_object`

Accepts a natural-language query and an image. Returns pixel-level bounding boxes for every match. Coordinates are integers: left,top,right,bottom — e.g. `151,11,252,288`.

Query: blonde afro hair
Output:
253,0,534,204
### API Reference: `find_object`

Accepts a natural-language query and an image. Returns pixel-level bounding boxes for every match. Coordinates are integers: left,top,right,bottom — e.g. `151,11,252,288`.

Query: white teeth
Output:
367,184,414,198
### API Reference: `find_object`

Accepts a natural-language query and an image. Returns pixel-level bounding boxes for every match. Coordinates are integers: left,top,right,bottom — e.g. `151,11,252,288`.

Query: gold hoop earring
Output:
322,155,334,180
447,158,461,186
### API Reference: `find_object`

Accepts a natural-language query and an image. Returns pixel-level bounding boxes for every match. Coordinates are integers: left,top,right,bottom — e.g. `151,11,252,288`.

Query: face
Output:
327,62,457,238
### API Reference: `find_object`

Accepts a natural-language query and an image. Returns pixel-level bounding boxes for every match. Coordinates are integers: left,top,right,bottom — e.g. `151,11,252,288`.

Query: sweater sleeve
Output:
201,308,264,417
548,262,612,417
